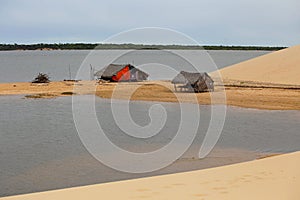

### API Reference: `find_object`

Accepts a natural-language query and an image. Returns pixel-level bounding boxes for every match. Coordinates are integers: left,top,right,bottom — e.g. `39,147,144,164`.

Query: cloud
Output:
0,0,299,46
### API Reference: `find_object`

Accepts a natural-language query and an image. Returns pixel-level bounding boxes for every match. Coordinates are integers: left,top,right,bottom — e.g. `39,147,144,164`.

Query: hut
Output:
171,71,214,92
95,64,149,82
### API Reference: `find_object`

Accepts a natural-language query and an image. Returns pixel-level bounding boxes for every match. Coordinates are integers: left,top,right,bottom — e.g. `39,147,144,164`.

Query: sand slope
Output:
2,152,300,200
213,45,300,85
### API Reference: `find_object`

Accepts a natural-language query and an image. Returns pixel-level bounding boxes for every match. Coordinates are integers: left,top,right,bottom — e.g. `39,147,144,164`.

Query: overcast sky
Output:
0,0,299,46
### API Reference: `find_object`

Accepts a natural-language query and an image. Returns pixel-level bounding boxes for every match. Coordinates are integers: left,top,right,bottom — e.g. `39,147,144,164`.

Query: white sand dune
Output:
213,45,300,85
2,152,300,200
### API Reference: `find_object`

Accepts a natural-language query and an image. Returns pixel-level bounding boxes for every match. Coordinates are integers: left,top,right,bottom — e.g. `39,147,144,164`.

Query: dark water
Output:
0,96,299,197
0,50,270,82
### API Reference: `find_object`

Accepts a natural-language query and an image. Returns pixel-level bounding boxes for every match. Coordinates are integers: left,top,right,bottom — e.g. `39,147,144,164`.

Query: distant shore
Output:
0,80,299,110
0,43,286,51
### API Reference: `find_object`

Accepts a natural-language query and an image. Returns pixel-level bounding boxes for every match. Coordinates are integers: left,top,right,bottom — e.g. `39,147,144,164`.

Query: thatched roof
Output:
95,64,148,79
171,71,213,84
95,64,126,78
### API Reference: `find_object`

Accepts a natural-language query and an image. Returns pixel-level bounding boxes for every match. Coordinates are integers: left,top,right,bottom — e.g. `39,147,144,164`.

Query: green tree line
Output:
0,43,286,51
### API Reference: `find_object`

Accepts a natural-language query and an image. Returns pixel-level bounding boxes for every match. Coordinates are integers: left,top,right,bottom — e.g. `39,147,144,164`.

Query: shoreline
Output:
0,80,299,110
2,151,299,200
1,147,274,198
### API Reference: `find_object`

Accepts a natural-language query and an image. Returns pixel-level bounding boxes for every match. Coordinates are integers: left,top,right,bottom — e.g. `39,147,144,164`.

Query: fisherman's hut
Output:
171,71,214,92
95,64,148,82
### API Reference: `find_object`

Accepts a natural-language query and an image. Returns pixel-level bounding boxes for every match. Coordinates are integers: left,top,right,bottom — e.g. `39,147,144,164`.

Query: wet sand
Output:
0,80,299,110
95,81,300,110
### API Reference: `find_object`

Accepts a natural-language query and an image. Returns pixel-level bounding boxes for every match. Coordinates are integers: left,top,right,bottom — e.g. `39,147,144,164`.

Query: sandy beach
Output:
2,151,300,200
95,81,300,110
0,80,299,110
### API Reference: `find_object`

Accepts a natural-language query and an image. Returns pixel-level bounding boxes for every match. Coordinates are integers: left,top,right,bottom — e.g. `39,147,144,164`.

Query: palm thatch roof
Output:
94,64,148,79
171,71,213,85
95,64,127,79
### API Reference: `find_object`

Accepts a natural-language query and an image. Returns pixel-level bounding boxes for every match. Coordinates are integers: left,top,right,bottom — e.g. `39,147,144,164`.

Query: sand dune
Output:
213,45,300,85
2,152,300,200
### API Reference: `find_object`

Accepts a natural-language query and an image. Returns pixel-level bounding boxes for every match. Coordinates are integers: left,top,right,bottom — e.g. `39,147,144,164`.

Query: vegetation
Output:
61,91,75,95
32,73,50,83
25,93,57,99
0,43,286,51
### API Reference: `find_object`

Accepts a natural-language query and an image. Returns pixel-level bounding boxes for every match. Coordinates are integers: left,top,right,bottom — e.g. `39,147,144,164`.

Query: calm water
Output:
0,96,299,196
0,50,270,82
1,50,299,197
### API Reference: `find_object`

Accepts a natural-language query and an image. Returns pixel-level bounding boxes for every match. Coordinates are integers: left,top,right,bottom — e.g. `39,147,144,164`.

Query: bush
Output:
32,73,50,83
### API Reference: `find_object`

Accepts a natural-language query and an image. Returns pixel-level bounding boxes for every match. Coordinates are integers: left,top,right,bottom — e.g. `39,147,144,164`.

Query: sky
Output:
0,0,299,46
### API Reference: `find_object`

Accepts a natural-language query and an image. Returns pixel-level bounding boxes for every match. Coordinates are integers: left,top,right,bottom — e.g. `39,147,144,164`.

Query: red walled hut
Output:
95,64,148,82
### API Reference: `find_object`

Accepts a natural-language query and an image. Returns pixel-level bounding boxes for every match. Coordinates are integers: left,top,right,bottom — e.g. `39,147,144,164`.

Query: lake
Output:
0,50,269,82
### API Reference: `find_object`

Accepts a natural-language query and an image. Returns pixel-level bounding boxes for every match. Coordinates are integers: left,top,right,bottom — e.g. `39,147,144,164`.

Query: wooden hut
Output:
171,71,214,92
95,64,148,82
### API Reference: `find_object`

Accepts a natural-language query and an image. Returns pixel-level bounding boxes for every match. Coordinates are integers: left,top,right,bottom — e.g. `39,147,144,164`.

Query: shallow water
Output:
0,96,299,196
